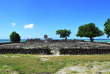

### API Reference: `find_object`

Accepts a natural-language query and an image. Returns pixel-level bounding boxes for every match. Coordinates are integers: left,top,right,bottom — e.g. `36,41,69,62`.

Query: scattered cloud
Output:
24,24,34,29
11,23,16,26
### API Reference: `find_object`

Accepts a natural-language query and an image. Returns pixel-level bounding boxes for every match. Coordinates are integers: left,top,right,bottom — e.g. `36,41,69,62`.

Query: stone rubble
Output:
0,41,110,50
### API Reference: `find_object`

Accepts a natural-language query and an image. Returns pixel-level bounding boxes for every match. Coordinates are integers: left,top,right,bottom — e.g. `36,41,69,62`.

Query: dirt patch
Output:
33,54,64,58
12,71,19,74
40,58,49,61
56,61,110,74
11,56,20,58
1,55,8,57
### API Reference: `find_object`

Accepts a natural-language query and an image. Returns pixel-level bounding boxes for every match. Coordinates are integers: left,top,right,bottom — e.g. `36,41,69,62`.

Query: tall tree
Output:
10,31,21,43
104,18,110,38
56,29,71,40
76,23,104,42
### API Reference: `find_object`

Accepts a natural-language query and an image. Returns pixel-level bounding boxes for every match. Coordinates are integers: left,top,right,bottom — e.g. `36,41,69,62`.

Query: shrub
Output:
43,46,51,54
10,31,21,43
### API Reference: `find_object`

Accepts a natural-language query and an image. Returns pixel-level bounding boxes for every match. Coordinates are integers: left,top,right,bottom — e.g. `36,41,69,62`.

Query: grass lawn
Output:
0,54,110,74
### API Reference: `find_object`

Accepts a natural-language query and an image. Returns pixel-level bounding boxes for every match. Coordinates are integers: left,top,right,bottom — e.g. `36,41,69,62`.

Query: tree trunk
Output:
65,37,67,40
107,35,109,38
90,37,94,42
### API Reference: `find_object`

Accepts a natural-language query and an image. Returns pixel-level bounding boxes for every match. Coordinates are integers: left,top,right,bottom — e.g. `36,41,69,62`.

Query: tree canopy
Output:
10,31,21,43
56,29,71,40
104,18,110,38
76,23,104,42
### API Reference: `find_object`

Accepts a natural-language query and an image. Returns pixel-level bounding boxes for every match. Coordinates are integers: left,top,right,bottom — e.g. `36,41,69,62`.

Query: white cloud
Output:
11,23,16,26
24,24,34,29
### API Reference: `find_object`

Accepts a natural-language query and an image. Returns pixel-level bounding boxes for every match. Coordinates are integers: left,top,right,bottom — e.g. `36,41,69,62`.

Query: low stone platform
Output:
0,41,110,54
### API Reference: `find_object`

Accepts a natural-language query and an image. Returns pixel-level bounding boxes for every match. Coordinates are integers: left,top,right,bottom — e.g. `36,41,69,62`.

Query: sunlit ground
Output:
0,54,110,74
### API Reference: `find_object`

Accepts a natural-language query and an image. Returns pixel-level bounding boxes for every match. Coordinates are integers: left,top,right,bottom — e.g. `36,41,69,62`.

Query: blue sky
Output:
0,0,110,39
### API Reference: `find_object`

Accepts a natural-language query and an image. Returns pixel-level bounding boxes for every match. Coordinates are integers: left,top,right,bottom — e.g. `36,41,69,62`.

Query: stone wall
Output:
0,41,110,55
60,48,110,55
0,47,110,55
26,38,85,42
0,48,51,54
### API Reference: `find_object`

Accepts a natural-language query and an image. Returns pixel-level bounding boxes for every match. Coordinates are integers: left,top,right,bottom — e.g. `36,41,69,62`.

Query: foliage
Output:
76,23,104,42
10,31,21,43
104,18,110,38
56,29,71,40
43,46,51,54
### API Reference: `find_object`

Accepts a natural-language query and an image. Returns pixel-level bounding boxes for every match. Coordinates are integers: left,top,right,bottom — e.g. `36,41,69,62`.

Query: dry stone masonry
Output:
0,35,110,54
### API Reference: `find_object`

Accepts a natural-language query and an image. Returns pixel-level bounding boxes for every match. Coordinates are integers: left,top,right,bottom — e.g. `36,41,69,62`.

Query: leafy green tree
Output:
104,18,110,38
56,29,71,40
10,31,21,43
76,23,104,42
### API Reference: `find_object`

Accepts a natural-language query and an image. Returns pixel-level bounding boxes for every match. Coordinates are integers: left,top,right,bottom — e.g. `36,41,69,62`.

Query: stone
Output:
44,35,48,40
96,72,102,74
86,66,93,68
6,69,10,72
40,58,49,61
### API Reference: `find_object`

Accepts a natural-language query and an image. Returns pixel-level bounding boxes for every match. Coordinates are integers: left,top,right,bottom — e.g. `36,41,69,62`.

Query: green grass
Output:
71,71,78,73
0,54,110,74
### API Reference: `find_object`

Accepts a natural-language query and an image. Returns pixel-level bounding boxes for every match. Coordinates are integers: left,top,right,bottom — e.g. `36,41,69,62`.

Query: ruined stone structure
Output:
0,35,110,55
26,35,85,42
44,35,48,40
0,41,110,54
